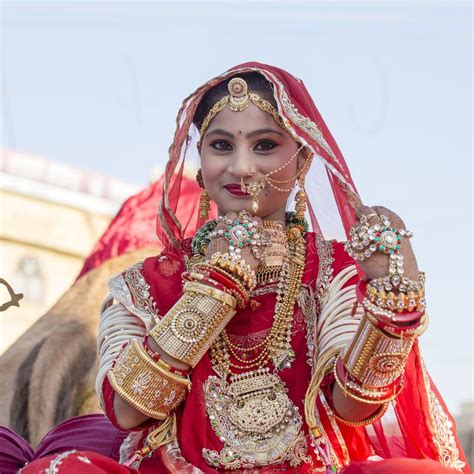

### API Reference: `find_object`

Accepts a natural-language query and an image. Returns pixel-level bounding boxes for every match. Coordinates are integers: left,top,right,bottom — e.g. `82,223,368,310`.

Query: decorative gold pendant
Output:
202,368,308,470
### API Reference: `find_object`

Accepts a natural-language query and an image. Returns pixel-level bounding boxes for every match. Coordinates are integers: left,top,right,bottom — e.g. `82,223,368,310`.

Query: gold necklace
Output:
210,233,305,375
203,233,309,470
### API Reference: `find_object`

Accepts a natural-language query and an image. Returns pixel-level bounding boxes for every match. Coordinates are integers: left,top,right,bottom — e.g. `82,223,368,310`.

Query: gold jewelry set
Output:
196,77,311,219
108,210,291,430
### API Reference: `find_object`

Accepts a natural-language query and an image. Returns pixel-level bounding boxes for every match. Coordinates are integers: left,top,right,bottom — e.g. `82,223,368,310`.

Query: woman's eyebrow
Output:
245,129,285,138
206,128,284,138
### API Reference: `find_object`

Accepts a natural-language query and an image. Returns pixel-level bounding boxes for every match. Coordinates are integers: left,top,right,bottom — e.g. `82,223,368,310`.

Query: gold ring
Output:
364,213,379,220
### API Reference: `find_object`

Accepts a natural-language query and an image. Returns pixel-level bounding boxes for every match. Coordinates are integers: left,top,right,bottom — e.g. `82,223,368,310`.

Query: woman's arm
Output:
332,384,382,422
330,204,422,424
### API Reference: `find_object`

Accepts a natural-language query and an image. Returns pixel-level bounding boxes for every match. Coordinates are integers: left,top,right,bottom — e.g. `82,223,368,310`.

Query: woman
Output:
13,62,469,473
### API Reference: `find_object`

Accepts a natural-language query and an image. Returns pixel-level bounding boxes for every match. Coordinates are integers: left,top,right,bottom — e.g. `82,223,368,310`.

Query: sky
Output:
1,1,472,414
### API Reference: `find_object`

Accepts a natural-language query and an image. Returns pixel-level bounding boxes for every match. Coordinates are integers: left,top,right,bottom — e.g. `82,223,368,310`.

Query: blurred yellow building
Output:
0,149,139,354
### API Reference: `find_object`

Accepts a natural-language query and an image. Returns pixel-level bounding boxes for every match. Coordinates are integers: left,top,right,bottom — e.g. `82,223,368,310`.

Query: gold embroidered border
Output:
298,284,318,367
421,359,465,471
320,394,351,466
315,235,335,311
279,89,337,162
123,261,160,321
312,394,343,471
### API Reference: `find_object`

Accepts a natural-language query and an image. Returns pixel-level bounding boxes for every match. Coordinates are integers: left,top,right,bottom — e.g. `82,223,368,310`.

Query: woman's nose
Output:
228,149,256,178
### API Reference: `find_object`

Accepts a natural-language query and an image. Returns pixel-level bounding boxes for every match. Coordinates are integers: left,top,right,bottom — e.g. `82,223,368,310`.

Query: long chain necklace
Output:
210,229,306,375
203,230,310,470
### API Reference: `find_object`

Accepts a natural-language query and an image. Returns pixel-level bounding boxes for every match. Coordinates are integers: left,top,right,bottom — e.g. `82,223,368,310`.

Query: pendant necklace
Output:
202,230,311,470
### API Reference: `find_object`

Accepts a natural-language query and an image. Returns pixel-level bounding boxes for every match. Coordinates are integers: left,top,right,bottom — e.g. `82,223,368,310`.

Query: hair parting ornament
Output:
200,77,311,215
199,77,285,137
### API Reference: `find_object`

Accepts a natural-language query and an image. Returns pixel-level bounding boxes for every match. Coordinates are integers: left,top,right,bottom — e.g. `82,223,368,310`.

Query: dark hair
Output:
193,72,277,131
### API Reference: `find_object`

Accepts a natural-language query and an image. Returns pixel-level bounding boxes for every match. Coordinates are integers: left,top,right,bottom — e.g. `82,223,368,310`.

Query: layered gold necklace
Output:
203,229,310,470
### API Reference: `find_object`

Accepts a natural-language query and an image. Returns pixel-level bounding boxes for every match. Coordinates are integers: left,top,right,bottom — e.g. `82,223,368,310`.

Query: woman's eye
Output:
211,140,232,151
254,141,277,151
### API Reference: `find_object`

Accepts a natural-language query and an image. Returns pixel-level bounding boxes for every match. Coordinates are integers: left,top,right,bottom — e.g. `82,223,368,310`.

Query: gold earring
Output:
196,169,210,220
295,173,307,221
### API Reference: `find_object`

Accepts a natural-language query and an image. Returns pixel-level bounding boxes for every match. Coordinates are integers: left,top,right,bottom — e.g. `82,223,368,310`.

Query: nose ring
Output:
240,173,267,213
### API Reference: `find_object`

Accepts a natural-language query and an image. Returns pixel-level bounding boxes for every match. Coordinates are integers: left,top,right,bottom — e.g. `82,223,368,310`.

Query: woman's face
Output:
199,103,304,221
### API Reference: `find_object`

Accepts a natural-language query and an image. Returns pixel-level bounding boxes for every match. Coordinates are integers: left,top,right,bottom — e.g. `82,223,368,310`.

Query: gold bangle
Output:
342,314,414,388
107,339,191,419
332,402,389,427
183,281,236,309
366,284,425,313
149,290,236,367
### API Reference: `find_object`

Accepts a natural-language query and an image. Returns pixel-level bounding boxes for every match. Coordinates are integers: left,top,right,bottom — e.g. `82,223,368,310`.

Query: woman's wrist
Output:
144,335,191,372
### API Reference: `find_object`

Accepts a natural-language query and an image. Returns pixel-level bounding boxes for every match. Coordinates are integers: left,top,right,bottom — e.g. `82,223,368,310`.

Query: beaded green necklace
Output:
191,212,308,257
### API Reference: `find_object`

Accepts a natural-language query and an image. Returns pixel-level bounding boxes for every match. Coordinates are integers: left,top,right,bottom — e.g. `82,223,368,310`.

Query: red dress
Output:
96,234,469,473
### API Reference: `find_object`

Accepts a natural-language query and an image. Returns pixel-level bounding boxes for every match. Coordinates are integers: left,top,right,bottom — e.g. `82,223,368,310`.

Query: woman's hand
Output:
355,205,419,281
204,211,265,272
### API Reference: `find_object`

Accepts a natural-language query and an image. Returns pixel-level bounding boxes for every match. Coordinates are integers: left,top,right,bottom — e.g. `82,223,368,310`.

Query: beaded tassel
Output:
199,189,211,220
295,176,307,221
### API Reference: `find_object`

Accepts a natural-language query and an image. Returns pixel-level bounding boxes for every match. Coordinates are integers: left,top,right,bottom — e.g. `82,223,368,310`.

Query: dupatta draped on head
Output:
157,61,362,251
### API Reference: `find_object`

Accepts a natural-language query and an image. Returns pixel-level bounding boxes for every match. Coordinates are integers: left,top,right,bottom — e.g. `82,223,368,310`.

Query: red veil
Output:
153,62,467,471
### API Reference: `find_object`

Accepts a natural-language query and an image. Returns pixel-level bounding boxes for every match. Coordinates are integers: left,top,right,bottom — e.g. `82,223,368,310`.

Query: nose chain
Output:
240,143,309,212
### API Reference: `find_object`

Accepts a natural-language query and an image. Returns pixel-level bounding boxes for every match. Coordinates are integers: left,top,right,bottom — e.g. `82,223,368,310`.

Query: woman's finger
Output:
372,205,406,229
356,205,381,225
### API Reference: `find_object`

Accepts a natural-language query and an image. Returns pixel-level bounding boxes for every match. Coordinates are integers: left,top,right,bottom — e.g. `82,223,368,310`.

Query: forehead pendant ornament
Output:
227,77,250,111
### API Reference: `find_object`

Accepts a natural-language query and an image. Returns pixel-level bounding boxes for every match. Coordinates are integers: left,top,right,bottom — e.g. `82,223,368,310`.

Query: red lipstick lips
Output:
223,184,249,196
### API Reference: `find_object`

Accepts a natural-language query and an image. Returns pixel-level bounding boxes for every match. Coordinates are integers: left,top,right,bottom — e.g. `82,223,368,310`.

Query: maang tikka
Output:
196,169,211,220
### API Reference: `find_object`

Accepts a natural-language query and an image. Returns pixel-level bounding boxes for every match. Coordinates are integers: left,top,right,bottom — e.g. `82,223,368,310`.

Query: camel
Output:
0,248,156,448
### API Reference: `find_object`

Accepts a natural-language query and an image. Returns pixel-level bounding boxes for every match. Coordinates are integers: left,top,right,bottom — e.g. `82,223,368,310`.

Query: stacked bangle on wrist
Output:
107,338,191,419
191,263,251,308
342,314,414,389
334,354,405,405
207,252,257,291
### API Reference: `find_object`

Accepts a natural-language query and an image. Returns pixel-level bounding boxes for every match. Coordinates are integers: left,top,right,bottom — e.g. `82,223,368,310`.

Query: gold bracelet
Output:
108,339,191,419
149,288,236,367
342,314,414,388
332,402,389,427
183,281,236,309
366,284,425,313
